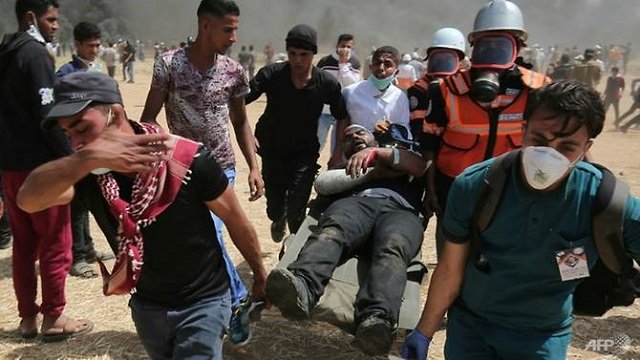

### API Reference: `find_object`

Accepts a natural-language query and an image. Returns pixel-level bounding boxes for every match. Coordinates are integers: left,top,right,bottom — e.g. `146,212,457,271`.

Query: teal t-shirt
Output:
444,157,640,333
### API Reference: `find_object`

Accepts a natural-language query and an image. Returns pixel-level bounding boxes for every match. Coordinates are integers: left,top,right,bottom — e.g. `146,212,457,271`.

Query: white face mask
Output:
26,14,46,43
90,108,113,175
521,146,578,190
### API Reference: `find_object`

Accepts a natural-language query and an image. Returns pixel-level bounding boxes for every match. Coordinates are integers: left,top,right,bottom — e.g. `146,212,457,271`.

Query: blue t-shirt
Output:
444,157,640,333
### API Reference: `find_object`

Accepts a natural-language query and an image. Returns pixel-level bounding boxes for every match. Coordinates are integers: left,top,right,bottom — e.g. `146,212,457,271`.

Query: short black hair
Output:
372,46,400,65
611,66,619,73
337,34,354,44
197,0,239,17
524,80,605,139
73,21,101,42
15,0,59,22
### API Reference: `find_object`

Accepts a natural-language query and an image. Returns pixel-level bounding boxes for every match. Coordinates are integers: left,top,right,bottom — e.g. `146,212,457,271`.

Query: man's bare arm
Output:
17,130,171,213
415,241,470,337
206,186,268,302
140,88,167,126
229,96,264,201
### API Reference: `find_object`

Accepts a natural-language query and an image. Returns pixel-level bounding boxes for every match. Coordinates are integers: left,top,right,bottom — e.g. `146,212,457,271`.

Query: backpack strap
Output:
474,150,521,232
470,150,520,272
591,164,631,275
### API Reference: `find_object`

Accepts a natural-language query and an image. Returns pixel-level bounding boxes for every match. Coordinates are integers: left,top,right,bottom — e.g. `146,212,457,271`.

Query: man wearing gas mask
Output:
407,27,466,140
420,0,550,257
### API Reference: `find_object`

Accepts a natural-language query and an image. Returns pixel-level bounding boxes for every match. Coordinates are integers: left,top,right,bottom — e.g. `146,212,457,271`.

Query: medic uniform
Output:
422,65,550,209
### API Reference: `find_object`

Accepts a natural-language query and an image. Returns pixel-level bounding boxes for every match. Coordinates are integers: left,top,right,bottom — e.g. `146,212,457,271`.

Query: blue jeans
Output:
130,290,231,360
212,168,248,308
316,113,336,153
444,305,571,360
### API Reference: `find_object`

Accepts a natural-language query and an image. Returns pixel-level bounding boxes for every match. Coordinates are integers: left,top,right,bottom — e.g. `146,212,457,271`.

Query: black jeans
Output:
261,152,319,234
288,196,424,325
71,178,96,262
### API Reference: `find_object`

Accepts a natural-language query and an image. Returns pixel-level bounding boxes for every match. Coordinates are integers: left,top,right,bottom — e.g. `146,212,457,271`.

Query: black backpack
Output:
470,150,640,316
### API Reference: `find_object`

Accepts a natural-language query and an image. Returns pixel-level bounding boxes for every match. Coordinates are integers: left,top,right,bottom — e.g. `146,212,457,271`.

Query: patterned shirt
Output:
151,48,250,170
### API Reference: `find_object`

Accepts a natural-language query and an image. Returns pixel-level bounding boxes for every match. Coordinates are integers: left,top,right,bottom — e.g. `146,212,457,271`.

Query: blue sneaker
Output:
227,297,264,346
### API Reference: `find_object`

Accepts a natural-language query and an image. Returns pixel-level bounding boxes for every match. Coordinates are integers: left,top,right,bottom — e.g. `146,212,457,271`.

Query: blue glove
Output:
401,329,432,360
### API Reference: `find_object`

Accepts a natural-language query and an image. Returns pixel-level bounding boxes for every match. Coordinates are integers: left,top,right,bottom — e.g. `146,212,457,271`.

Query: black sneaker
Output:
266,268,310,320
353,315,395,356
270,217,287,243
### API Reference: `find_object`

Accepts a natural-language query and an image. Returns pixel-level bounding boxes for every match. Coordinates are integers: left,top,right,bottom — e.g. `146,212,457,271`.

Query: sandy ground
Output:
0,57,639,360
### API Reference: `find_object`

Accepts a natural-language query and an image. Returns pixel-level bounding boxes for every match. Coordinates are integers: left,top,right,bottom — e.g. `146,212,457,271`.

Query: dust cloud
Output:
1,0,639,55
121,0,640,54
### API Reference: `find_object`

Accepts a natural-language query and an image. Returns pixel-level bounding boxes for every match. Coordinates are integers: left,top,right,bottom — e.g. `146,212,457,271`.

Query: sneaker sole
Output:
266,269,309,320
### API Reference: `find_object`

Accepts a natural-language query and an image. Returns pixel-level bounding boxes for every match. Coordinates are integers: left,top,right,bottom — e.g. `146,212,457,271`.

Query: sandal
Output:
41,315,93,343
18,316,39,339
69,261,98,279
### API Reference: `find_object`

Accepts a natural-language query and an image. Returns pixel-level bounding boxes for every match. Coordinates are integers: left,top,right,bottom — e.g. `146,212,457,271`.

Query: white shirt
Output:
342,79,411,138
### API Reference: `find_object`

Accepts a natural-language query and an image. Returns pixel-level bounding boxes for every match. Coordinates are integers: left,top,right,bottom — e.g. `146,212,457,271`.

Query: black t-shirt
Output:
246,62,348,156
88,145,230,306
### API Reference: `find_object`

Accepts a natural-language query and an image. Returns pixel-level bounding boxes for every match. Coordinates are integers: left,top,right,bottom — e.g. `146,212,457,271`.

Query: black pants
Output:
71,178,96,262
603,96,621,126
288,196,423,325
261,152,319,234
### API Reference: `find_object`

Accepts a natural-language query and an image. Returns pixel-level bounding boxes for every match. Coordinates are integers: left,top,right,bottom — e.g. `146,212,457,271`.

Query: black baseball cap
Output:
42,72,123,130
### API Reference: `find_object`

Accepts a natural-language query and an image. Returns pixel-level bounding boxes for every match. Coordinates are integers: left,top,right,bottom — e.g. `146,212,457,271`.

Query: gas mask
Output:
26,14,46,43
426,49,460,78
470,34,518,102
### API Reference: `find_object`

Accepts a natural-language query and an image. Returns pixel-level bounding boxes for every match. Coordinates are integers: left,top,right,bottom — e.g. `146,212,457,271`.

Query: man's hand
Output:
423,191,443,218
251,271,270,308
337,48,350,64
374,119,391,135
0,199,3,219
78,128,172,174
247,168,264,201
345,147,379,178
401,329,432,360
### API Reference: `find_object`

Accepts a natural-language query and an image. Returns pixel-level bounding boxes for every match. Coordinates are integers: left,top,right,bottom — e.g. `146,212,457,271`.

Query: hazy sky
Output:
121,0,639,54
2,0,638,54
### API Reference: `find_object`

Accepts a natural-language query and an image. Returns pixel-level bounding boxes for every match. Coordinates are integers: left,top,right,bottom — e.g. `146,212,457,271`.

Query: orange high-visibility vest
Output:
436,67,550,178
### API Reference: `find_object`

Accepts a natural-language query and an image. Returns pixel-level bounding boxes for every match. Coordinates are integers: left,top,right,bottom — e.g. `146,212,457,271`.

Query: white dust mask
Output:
26,15,46,43
521,146,574,190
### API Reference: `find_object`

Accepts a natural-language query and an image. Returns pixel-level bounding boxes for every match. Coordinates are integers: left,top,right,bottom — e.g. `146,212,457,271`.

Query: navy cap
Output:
43,72,123,130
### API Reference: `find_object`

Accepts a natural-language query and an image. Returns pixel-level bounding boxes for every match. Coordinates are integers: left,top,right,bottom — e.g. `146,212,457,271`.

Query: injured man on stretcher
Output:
266,124,429,356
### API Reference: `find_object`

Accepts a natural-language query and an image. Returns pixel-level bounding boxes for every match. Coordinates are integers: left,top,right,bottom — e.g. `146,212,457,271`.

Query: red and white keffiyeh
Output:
96,122,200,295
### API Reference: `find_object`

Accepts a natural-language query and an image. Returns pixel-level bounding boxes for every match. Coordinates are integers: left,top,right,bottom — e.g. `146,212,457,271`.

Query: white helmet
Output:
468,0,528,44
428,27,466,57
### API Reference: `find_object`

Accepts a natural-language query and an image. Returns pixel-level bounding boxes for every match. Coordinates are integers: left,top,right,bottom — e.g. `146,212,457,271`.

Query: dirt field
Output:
0,57,639,360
